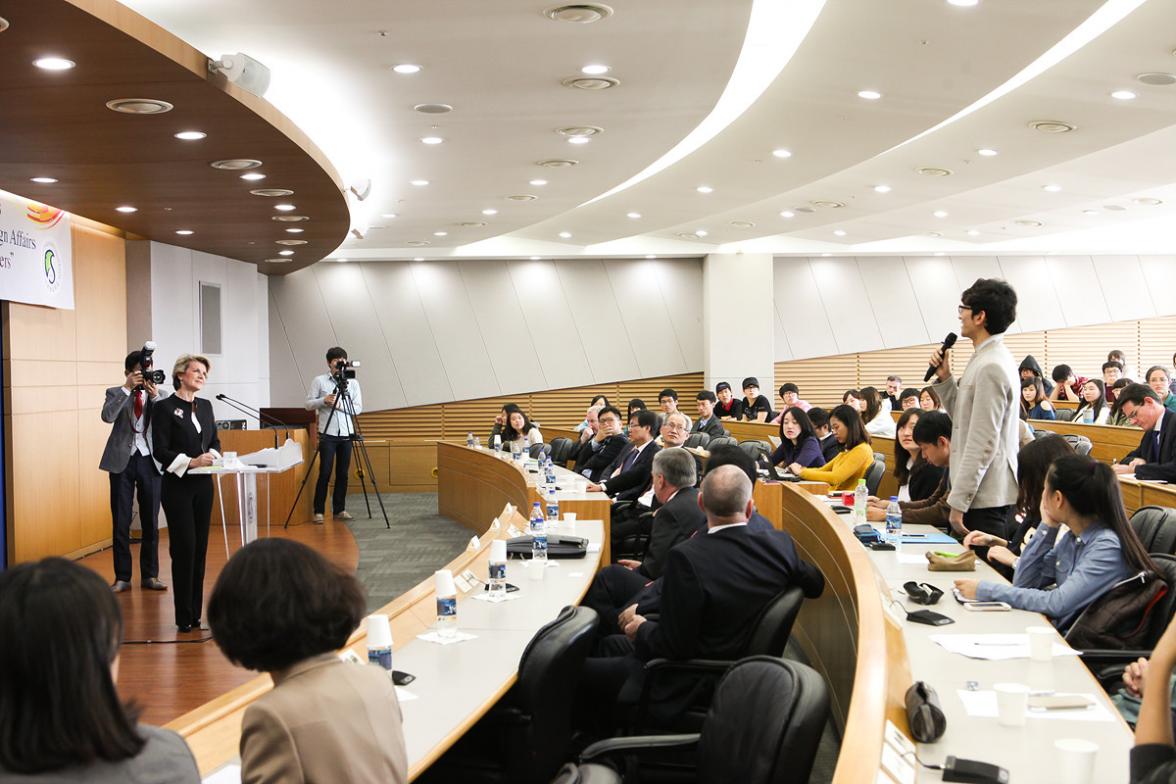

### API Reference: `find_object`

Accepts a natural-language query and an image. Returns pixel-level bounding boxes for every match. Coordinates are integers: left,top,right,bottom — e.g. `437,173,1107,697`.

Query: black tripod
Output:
285,376,390,529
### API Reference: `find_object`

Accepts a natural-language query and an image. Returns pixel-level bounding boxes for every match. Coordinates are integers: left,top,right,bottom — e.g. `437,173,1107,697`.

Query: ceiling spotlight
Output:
779,211,795,219
947,0,979,6
696,185,713,194
393,63,422,74
172,131,205,142
30,176,57,184
0,16,9,32
581,64,610,75
336,258,348,263
115,205,137,213
976,148,998,157
413,256,425,262
433,231,448,237
529,178,548,186
274,203,296,211
627,212,642,219
1042,184,1062,192
381,213,398,219
530,255,542,260
265,258,292,264
175,229,194,236
279,250,295,256
240,172,266,181
873,184,891,194
410,179,430,186
857,89,882,100
821,253,832,257
933,210,948,218
481,208,498,216
567,136,591,145
1111,89,1137,101
285,228,304,234
558,231,572,238
420,136,444,145
645,254,656,259
967,229,980,236
34,57,75,71
934,252,946,257
772,148,793,159
833,229,847,237
695,229,709,237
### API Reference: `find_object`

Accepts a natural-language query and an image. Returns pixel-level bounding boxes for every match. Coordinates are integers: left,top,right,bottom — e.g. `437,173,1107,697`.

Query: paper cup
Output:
527,558,545,581
434,569,457,597
366,614,392,648
564,512,577,523
1055,738,1098,784
575,480,588,494
994,682,1029,727
490,539,507,563
1027,626,1054,661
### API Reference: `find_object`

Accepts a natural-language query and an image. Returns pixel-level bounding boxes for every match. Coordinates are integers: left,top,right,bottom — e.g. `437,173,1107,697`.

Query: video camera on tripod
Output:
331,358,361,389
136,341,167,390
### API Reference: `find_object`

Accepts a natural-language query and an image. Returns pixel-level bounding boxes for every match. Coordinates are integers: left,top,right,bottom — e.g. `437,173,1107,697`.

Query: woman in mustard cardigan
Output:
789,404,874,490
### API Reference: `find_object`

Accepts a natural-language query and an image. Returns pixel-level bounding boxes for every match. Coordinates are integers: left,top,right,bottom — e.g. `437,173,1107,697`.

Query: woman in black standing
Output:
151,354,220,633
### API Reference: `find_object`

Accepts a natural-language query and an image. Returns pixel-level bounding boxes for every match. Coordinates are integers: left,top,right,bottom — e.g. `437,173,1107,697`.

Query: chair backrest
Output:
873,451,887,463
738,440,771,461
1033,428,1055,440
744,587,805,657
1061,434,1092,456
697,657,830,784
514,606,600,780
707,436,738,451
865,458,886,496
549,437,575,466
530,442,552,460
549,763,621,784
1056,408,1075,422
1131,506,1176,556
685,432,711,449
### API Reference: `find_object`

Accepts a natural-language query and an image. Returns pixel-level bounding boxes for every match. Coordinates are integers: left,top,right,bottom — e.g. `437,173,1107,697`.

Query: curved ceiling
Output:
117,0,1176,261
0,0,349,273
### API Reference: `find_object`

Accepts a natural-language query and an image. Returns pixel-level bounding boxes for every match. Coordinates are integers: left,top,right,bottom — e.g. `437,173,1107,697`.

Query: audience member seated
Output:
860,386,897,438
208,539,407,784
1050,363,1086,402
579,465,825,729
1109,348,1135,380
0,557,201,783
1021,377,1056,420
1019,354,1055,396
842,388,863,412
769,407,825,471
769,383,811,420
874,410,953,529
576,405,603,446
1073,379,1111,425
624,399,647,435
883,375,903,410
588,409,661,502
1104,361,1126,404
739,377,773,422
791,404,874,490
919,385,943,412
691,391,728,439
1114,384,1176,482
501,408,543,451
963,434,1074,579
808,407,842,463
1171,353,1176,396
1130,614,1176,783
867,410,943,516
657,388,692,431
657,411,691,450
1147,366,1176,413
713,382,743,420
576,396,610,432
574,405,629,482
1110,378,1138,426
954,454,1154,631
489,403,522,447
898,387,921,411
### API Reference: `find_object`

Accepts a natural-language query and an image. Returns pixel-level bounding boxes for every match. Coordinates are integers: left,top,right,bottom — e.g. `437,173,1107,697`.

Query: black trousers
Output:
965,505,1014,540
314,434,353,514
108,452,161,583
583,565,650,637
163,474,213,627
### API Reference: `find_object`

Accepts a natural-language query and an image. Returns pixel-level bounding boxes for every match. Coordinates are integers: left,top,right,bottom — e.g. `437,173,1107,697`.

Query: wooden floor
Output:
78,520,358,726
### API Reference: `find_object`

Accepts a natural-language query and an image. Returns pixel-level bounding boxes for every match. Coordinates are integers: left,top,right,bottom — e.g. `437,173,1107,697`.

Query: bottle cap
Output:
366,613,392,648
434,569,457,597
490,539,507,562
890,496,898,501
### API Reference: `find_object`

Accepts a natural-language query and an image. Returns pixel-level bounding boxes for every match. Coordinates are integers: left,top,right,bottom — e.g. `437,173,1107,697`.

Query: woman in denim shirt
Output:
1020,377,1056,420
955,454,1155,630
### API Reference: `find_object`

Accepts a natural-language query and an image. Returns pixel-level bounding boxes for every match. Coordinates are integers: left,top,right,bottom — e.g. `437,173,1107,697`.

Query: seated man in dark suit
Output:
691,391,728,440
1113,384,1176,482
808,407,842,463
573,405,629,482
588,409,660,503
579,464,824,729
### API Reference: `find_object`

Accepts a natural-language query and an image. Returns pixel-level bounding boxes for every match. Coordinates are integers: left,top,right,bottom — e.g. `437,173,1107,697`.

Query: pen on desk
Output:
904,534,927,538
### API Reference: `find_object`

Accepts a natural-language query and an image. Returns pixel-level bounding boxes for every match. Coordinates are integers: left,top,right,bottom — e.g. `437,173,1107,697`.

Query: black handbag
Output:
506,534,588,559
904,681,946,742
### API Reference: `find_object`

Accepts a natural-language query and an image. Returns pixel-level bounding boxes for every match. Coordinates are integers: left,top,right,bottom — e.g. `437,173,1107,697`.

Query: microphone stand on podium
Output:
215,393,292,448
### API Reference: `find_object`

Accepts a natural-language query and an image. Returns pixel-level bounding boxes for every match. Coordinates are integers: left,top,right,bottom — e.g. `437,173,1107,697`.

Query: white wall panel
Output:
997,257,1062,333
950,256,1003,291
555,260,642,382
1044,256,1109,327
410,262,500,401
855,257,929,348
1140,256,1176,316
505,260,591,390
268,268,338,399
808,258,882,354
1093,256,1157,322
902,256,960,341
774,258,838,358
604,260,688,378
657,257,705,369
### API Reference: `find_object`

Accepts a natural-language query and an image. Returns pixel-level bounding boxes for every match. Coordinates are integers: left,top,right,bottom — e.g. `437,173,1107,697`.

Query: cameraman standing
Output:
305,347,362,523
100,346,170,593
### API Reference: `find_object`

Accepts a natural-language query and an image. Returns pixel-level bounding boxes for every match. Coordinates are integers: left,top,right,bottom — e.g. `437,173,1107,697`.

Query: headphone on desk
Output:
902,581,944,605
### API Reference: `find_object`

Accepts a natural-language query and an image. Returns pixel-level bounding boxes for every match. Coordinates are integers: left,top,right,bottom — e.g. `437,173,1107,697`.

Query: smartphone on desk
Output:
962,601,1011,612
1028,694,1092,710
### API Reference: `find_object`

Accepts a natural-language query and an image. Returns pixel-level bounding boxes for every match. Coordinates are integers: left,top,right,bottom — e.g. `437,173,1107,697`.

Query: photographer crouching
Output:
99,343,169,593
305,347,363,523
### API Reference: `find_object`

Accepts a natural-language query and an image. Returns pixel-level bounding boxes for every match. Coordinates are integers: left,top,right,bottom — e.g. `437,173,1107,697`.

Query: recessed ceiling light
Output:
1136,72,1176,86
581,64,610,75
558,231,572,238
433,231,448,237
627,211,642,219
174,130,206,141
1082,209,1099,215
729,220,755,229
413,256,425,262
1134,197,1163,206
780,211,795,219
285,228,304,234
336,258,348,263
821,253,832,257
272,215,309,222
381,213,398,219
946,0,979,6
250,188,294,197
1014,219,1044,227
34,57,75,71
934,251,946,257
1111,89,1137,101
873,184,891,194
558,126,602,138
240,172,266,181
537,159,579,168
544,4,613,23
529,179,548,186
392,63,422,74
567,136,591,145
210,158,262,170
481,208,498,216
926,232,942,238
276,239,307,246
0,17,9,33
967,229,980,236
976,148,998,157
457,221,486,228
696,185,713,194
414,103,453,114
279,250,295,256
933,210,948,218
771,148,793,159
115,205,137,213
420,136,444,145
507,194,537,201
175,229,194,235
917,166,953,177
695,229,708,237
1042,184,1062,192
106,98,173,115
274,203,296,211
833,229,847,237
530,255,542,260
857,89,882,100
1029,120,1076,134
676,233,700,240
407,240,431,246
645,254,656,259
30,176,57,184
265,258,292,264
410,179,430,187
561,75,619,90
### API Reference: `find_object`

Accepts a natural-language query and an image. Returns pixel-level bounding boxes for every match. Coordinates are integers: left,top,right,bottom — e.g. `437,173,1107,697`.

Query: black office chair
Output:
550,437,575,467
738,440,771,462
1061,434,1093,456
865,458,886,496
683,432,711,449
562,657,830,784
1056,408,1075,422
1131,506,1176,555
530,442,552,460
706,436,738,451
423,606,600,784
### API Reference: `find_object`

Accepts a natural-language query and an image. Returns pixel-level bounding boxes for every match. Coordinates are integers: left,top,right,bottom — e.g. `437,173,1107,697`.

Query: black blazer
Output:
691,417,727,440
907,459,945,504
1125,410,1176,483
640,487,705,580
574,434,629,482
151,396,221,477
714,398,743,420
602,442,661,502
818,433,842,464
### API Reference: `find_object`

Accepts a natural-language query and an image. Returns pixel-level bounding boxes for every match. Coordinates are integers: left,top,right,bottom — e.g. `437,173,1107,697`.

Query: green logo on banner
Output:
43,248,58,288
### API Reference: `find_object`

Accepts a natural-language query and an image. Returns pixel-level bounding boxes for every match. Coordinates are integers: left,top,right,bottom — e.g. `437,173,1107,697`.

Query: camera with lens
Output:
137,341,167,388
331,359,360,388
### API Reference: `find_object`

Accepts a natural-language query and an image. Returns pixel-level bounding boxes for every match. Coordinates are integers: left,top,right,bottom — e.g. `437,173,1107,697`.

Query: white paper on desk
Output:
586,543,601,553
931,633,1081,660
202,764,241,784
956,690,1115,723
507,525,523,539
417,630,478,645
395,686,418,702
239,438,303,469
895,553,927,566
470,590,520,603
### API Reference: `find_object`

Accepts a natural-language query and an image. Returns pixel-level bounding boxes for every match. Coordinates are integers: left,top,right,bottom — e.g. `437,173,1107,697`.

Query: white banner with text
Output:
0,189,74,309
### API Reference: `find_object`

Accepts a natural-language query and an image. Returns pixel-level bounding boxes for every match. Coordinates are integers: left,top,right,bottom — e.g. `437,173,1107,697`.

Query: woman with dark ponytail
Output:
954,454,1155,630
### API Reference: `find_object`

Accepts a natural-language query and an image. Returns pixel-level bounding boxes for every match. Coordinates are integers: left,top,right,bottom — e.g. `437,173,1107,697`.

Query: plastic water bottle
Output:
466,432,475,448
522,434,531,454
530,501,548,565
546,487,560,528
511,440,522,463
434,570,458,639
488,539,507,598
366,614,394,678
493,434,502,454
885,496,902,547
854,478,868,525
544,456,557,485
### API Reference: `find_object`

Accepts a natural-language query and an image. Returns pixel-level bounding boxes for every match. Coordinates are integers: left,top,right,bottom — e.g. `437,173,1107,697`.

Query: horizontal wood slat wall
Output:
775,315,1176,410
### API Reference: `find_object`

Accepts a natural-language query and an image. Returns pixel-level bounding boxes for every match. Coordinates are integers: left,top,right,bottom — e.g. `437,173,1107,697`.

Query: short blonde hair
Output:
172,354,211,388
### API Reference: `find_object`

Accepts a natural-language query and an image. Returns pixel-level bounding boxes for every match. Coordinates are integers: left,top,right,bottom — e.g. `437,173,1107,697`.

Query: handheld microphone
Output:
924,332,958,382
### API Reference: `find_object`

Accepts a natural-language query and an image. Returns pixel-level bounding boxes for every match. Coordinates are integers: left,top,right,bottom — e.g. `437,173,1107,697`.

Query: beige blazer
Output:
932,333,1020,512
240,654,407,784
